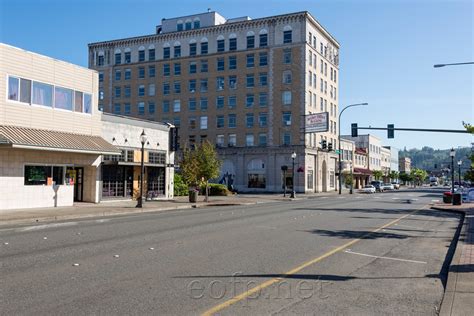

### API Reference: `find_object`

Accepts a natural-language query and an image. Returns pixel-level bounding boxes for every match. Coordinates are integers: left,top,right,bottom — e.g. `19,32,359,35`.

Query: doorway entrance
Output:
66,167,84,202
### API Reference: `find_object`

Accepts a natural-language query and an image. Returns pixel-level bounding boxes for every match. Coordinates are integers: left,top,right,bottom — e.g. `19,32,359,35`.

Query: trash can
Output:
188,189,198,203
453,192,462,205
443,192,453,204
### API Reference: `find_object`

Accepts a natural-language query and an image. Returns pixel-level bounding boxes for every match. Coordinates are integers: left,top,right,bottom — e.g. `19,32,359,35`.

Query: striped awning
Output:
0,125,121,155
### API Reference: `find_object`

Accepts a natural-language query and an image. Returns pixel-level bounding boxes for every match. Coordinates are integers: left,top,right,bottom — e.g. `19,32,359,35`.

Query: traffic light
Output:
387,124,394,139
328,143,333,151
169,127,179,151
321,140,327,150
351,123,358,137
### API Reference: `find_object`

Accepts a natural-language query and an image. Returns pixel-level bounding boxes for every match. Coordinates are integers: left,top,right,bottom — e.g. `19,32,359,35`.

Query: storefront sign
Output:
305,112,329,133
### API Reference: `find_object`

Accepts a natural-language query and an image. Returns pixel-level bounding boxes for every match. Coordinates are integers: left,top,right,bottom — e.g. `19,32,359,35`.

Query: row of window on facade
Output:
308,51,337,83
7,76,92,114
107,91,292,115
96,30,292,66
103,149,166,164
186,132,293,148
308,74,337,100
308,31,339,66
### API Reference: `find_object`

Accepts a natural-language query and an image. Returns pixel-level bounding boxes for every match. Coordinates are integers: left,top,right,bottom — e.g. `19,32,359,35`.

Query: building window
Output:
54,87,73,111
174,45,181,58
282,91,292,105
229,134,237,146
189,43,197,56
124,103,131,114
258,133,267,146
217,58,225,71
174,81,181,94
200,60,208,72
200,79,208,92
177,23,183,31
148,84,155,96
163,47,170,59
148,101,155,114
229,56,237,70
163,82,170,95
138,85,145,97
247,35,255,49
24,165,64,186
32,81,53,107
259,92,267,107
138,102,145,115
188,98,196,111
259,72,267,86
173,100,181,112
124,52,131,63
115,69,121,81
228,95,236,109
201,42,208,54
217,115,225,128
114,86,121,98
149,48,155,61
97,55,104,66
216,134,224,147
259,52,268,66
189,117,197,129
246,74,255,88
229,76,237,89
246,134,254,147
99,72,104,83
138,67,145,79
246,54,255,67
124,85,131,98
174,63,181,75
246,94,254,108
283,112,292,126
149,66,155,78
228,114,236,128
194,20,200,29
200,97,208,111
217,39,225,52
283,132,291,145
216,96,225,109
163,64,170,76
259,112,267,127
114,103,121,114
162,100,170,113
200,116,208,129
189,61,197,74
216,77,225,91
185,21,192,30
283,49,292,64
283,30,292,43
139,49,145,62
115,53,121,65
246,113,254,128
283,70,292,84
189,79,196,93
259,33,268,47
229,38,237,51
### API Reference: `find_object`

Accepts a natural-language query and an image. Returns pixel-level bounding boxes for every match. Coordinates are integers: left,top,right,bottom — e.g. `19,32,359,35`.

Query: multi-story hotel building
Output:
88,11,340,193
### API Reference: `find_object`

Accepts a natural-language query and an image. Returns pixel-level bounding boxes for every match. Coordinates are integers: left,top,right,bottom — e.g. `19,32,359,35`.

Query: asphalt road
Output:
0,188,460,315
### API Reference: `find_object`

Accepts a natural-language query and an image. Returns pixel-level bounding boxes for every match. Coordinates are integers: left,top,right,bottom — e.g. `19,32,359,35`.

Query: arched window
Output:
246,31,255,49
229,33,237,51
259,29,268,47
193,18,200,29
217,35,225,52
173,41,181,58
114,49,121,65
138,46,145,62
177,20,183,31
185,19,192,30
200,37,208,55
283,25,292,44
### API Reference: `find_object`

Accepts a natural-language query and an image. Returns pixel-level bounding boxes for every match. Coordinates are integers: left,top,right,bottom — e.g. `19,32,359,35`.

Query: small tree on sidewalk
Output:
389,170,399,182
372,170,383,181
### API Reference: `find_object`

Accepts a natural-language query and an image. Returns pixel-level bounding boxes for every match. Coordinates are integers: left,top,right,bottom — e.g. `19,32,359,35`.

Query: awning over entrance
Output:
0,125,121,155
353,167,372,175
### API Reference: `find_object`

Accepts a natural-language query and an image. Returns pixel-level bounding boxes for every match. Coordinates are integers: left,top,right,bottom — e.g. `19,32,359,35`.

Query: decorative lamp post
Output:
290,152,296,198
450,148,455,194
350,161,354,194
136,130,147,208
338,102,368,194
458,160,462,187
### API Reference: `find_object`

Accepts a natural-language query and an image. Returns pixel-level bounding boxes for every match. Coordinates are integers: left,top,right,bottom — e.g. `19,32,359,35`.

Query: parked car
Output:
371,181,384,192
360,185,376,194
382,183,394,190
391,182,400,189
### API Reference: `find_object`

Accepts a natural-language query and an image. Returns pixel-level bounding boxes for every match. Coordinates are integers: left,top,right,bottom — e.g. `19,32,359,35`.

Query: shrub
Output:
174,174,189,196
200,183,231,196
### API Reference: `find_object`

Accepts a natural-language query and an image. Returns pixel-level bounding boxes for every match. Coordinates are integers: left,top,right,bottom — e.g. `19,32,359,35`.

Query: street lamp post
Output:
458,160,462,187
290,152,296,198
136,130,147,208
450,148,455,195
349,161,353,194
338,102,368,194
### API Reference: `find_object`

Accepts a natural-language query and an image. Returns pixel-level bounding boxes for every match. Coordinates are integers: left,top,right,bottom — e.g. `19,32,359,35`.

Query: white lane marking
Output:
344,249,427,264
394,224,421,230
356,196,362,199
337,197,346,199
320,197,328,199
431,199,440,203
17,222,78,232
95,219,110,223
373,196,381,199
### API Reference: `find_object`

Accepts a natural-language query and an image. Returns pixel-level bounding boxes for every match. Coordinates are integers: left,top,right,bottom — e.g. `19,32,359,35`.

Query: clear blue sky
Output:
1,0,472,150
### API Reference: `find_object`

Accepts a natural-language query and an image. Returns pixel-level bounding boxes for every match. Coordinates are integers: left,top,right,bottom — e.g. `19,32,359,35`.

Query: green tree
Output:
399,172,412,185
389,170,399,182
410,168,428,187
463,122,474,182
179,141,222,202
372,170,383,180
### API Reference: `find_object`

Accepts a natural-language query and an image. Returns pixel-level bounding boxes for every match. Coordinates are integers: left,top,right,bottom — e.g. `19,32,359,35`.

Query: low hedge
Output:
200,183,232,196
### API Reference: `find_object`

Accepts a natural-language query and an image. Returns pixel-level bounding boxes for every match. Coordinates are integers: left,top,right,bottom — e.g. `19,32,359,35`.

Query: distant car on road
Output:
371,181,384,192
391,182,400,189
382,183,394,190
360,185,376,194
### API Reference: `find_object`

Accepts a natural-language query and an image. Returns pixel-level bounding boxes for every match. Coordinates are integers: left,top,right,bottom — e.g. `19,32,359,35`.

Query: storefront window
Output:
24,165,64,185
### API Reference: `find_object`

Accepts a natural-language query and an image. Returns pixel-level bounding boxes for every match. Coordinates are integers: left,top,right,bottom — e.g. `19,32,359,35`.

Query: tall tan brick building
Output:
88,11,340,193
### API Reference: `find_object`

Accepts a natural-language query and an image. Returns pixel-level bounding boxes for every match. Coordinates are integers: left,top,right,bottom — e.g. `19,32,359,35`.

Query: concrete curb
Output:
430,205,470,316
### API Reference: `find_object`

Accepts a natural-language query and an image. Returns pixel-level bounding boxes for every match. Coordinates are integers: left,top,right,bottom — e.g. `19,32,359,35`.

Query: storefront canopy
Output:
353,167,372,175
0,125,121,155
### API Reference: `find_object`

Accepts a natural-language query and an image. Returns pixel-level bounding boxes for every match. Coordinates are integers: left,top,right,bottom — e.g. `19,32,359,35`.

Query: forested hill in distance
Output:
399,146,472,171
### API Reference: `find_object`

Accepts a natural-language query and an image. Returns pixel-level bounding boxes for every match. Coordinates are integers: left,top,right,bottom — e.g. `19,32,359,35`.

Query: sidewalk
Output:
431,202,474,316
0,191,342,226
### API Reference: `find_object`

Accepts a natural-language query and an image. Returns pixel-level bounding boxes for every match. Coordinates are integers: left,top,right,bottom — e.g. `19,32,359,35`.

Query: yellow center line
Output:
201,205,427,316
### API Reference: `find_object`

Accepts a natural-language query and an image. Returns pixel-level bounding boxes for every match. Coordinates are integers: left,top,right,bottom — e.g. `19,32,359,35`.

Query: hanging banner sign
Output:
305,112,329,133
